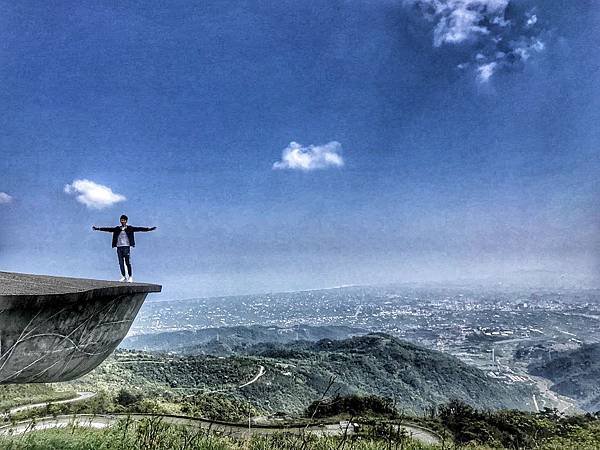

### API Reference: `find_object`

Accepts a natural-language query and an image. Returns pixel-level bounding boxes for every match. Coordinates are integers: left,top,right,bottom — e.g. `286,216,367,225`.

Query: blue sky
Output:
1,0,599,298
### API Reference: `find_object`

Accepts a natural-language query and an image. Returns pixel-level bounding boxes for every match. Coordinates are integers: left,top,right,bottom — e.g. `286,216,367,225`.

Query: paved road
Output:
0,415,110,435
392,423,442,446
0,413,442,445
204,364,266,394
4,392,96,416
239,365,265,388
0,385,442,446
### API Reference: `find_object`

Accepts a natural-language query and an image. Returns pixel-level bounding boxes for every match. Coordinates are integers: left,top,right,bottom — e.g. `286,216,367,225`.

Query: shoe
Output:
127,276,134,283
119,276,127,282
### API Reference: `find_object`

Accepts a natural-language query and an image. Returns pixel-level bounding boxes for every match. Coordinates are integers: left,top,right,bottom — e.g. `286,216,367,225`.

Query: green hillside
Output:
242,333,533,412
529,343,600,412
71,333,533,415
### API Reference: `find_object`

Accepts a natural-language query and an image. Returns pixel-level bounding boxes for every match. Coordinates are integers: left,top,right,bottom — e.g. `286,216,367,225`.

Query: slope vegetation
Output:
529,343,600,412
77,333,532,414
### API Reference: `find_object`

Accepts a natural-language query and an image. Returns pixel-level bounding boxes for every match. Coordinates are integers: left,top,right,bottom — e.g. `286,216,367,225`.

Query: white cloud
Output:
526,14,538,27
492,15,511,27
273,141,344,171
513,46,529,61
64,179,126,209
408,0,509,47
477,62,497,82
531,39,544,52
511,37,545,62
0,192,13,204
406,0,546,83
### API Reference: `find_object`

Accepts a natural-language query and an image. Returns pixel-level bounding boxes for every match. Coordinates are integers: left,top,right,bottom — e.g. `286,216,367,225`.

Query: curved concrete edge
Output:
0,273,161,383
0,292,152,383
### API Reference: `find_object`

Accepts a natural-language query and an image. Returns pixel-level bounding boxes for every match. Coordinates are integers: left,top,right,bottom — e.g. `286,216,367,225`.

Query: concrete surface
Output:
0,272,161,383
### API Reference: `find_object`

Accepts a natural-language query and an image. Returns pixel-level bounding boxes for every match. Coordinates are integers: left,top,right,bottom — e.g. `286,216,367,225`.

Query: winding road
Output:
0,413,442,445
238,365,265,388
0,365,441,446
3,392,96,416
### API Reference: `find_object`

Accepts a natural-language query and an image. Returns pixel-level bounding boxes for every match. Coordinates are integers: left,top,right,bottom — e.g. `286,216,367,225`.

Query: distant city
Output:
128,283,600,412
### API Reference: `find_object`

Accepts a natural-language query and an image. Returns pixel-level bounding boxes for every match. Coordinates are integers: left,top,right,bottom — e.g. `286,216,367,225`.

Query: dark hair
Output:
120,215,128,221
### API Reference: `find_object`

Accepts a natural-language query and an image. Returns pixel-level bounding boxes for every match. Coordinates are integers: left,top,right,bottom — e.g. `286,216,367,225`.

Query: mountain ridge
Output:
110,332,535,414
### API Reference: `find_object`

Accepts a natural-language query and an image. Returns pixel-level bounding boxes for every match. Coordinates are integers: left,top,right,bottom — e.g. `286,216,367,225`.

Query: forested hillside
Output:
73,333,534,414
530,343,600,412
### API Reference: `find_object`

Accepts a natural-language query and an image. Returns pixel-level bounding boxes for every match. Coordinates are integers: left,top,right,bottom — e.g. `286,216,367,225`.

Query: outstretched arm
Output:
92,226,115,232
129,226,157,232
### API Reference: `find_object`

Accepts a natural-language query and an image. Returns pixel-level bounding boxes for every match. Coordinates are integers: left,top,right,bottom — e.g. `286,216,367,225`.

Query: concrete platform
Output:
0,272,161,297
0,272,161,383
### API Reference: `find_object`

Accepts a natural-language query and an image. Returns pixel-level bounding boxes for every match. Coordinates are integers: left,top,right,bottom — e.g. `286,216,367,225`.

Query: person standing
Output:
92,215,156,282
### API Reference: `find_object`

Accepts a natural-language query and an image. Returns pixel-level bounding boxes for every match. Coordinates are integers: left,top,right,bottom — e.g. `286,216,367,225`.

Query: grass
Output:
0,417,438,450
0,415,599,449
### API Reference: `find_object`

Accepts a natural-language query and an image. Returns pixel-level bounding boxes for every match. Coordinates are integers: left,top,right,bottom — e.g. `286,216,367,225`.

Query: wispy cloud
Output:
405,1,546,83
477,61,497,82
525,13,537,28
428,0,509,47
273,141,344,171
0,192,13,204
64,179,126,209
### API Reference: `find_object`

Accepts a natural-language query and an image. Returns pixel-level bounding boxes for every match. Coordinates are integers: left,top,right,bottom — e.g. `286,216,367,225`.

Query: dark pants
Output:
117,246,132,277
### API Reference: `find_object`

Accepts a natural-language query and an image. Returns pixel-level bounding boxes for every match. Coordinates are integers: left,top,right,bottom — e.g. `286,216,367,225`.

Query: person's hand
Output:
92,226,98,231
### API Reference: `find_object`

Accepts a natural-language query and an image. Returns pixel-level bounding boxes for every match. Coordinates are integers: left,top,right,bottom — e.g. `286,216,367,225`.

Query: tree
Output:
116,389,142,407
